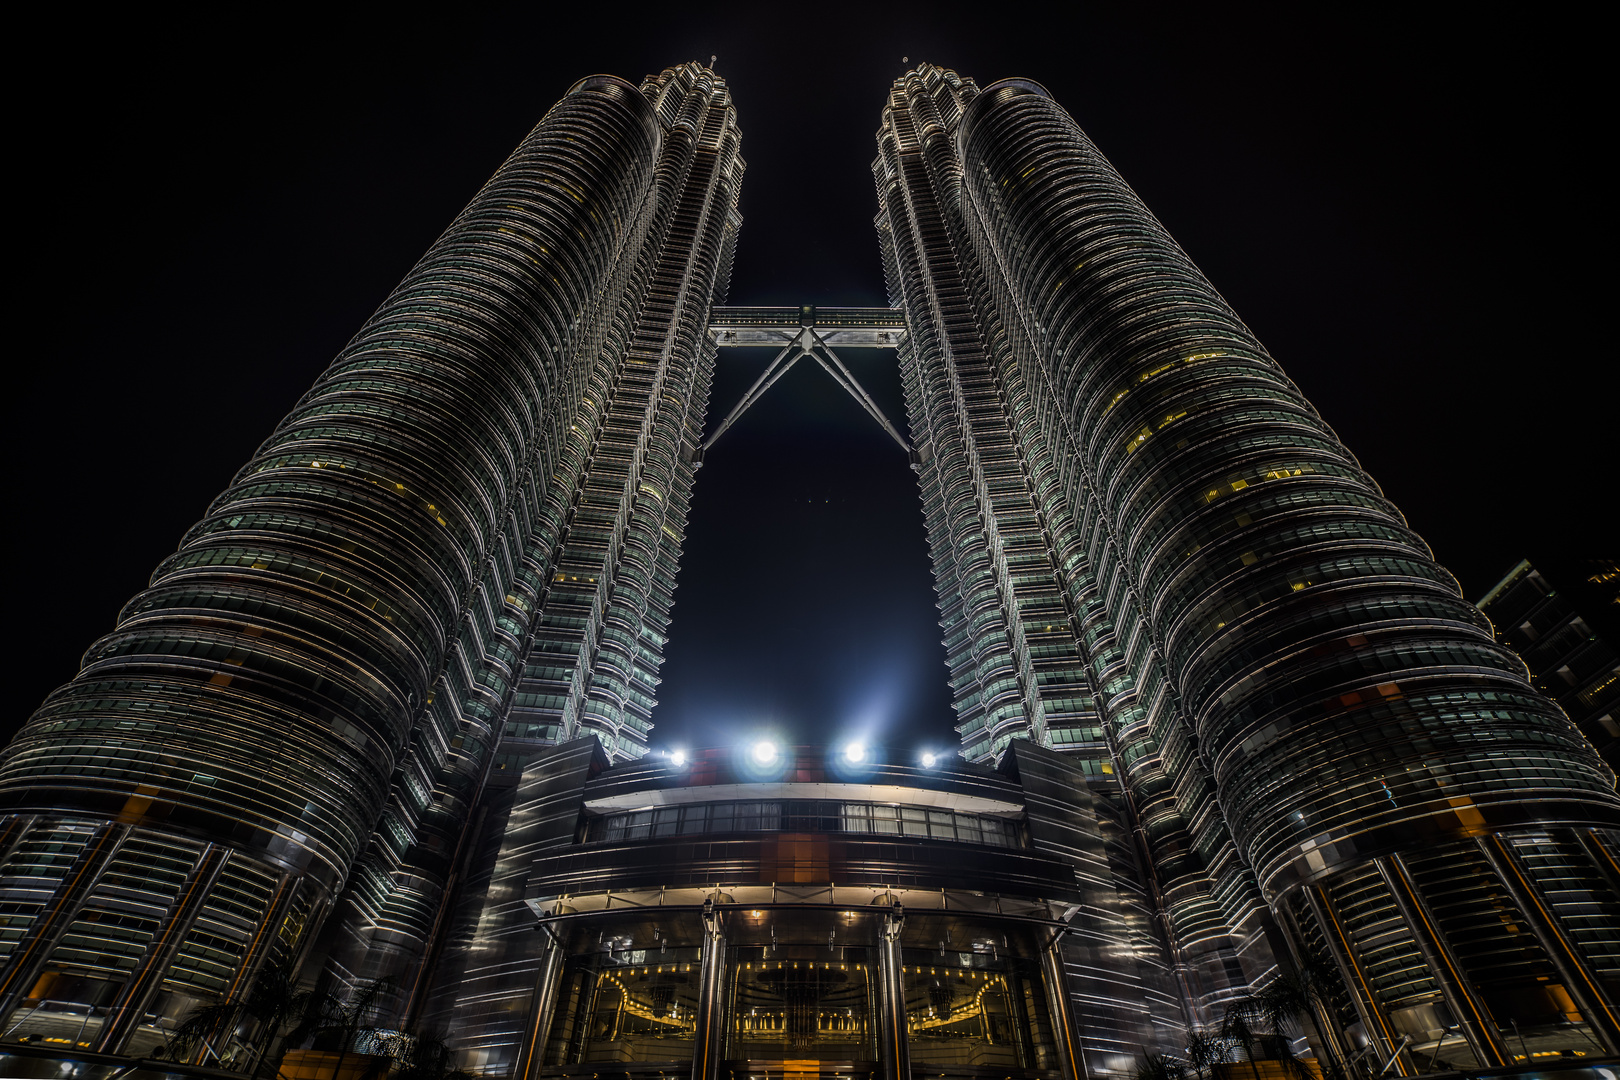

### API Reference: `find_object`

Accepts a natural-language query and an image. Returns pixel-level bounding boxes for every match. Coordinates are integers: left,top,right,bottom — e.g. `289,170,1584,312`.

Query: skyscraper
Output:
1,58,1617,1080
0,61,741,1063
874,63,1619,1069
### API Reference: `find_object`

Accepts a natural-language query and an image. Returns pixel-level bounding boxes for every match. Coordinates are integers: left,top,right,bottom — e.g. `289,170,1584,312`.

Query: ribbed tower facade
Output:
875,64,1281,1063
876,63,1620,1072
0,62,739,1064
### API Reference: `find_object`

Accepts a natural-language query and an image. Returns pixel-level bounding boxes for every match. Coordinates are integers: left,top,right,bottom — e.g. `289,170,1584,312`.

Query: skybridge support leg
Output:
807,330,913,456
697,324,914,461
698,338,805,457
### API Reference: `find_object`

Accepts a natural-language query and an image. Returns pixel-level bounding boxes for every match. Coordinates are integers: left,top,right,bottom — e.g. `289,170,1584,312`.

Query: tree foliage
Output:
162,958,314,1074
163,965,471,1079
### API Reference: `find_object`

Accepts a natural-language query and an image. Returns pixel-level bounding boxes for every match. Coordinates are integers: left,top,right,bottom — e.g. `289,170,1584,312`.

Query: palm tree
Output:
1134,1050,1189,1080
1221,998,1265,1080
166,966,407,1079
163,958,314,1074
372,1030,476,1080
1256,976,1311,1078
1254,965,1351,1080
1187,1029,1235,1080
168,963,479,1079
1255,976,1308,1037
290,975,397,1080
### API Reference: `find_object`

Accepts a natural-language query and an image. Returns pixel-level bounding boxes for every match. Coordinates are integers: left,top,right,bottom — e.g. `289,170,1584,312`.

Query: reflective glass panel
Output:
729,948,877,1060
544,917,705,1067
726,909,879,1064
900,918,1058,1073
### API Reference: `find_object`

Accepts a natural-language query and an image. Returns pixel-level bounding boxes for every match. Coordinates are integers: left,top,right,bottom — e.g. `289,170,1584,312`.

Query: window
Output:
592,801,1023,847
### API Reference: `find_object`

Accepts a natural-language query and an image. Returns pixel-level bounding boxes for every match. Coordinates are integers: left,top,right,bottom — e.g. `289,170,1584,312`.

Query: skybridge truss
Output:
700,306,917,463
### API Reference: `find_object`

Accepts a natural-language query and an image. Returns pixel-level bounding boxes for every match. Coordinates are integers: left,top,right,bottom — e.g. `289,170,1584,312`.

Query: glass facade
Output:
874,64,1271,1027
0,62,741,1064
876,61,1620,1074
531,907,1060,1080
943,67,1618,899
317,61,745,1016
899,922,1057,1074
544,915,706,1068
592,802,1022,847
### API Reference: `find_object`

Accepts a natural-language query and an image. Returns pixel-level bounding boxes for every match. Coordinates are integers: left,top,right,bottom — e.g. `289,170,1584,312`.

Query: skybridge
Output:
700,306,918,463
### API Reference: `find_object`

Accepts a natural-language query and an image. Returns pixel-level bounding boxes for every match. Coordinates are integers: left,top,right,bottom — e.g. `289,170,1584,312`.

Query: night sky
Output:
10,6,1608,756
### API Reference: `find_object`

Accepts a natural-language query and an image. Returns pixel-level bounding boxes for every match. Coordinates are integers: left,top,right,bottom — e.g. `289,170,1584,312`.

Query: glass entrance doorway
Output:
725,909,879,1080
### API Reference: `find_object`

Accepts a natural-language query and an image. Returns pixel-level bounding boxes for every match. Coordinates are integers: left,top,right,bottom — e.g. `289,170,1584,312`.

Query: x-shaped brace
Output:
697,326,914,462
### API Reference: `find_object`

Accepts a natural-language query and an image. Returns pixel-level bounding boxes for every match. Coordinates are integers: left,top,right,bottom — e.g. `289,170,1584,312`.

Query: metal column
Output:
0,821,131,1022
220,871,298,1005
1576,829,1620,898
700,338,806,454
0,816,36,870
692,898,728,1080
804,329,913,456
95,843,230,1053
1302,884,1413,1076
877,904,912,1080
191,870,300,1067
1475,834,1620,1054
1375,855,1508,1067
1040,931,1087,1080
515,932,569,1080
1273,899,1357,1076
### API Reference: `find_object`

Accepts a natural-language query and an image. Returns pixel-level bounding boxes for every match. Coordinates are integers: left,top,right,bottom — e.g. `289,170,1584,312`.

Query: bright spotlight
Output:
844,742,866,763
921,752,938,768
751,740,778,765
669,749,687,767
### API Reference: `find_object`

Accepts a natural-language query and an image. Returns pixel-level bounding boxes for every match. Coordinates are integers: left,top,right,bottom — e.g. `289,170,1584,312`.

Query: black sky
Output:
10,4,1610,754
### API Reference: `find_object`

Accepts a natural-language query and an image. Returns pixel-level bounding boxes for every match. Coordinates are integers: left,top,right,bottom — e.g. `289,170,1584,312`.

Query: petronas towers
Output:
1,60,1615,1080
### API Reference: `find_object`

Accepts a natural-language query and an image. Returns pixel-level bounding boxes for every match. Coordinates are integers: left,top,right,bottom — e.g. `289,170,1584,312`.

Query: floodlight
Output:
844,742,866,763
921,752,938,768
670,749,687,767
751,740,778,765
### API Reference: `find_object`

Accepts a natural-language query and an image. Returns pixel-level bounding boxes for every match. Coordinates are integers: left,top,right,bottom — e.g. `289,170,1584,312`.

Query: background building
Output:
0,60,1617,1080
1478,559,1619,770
